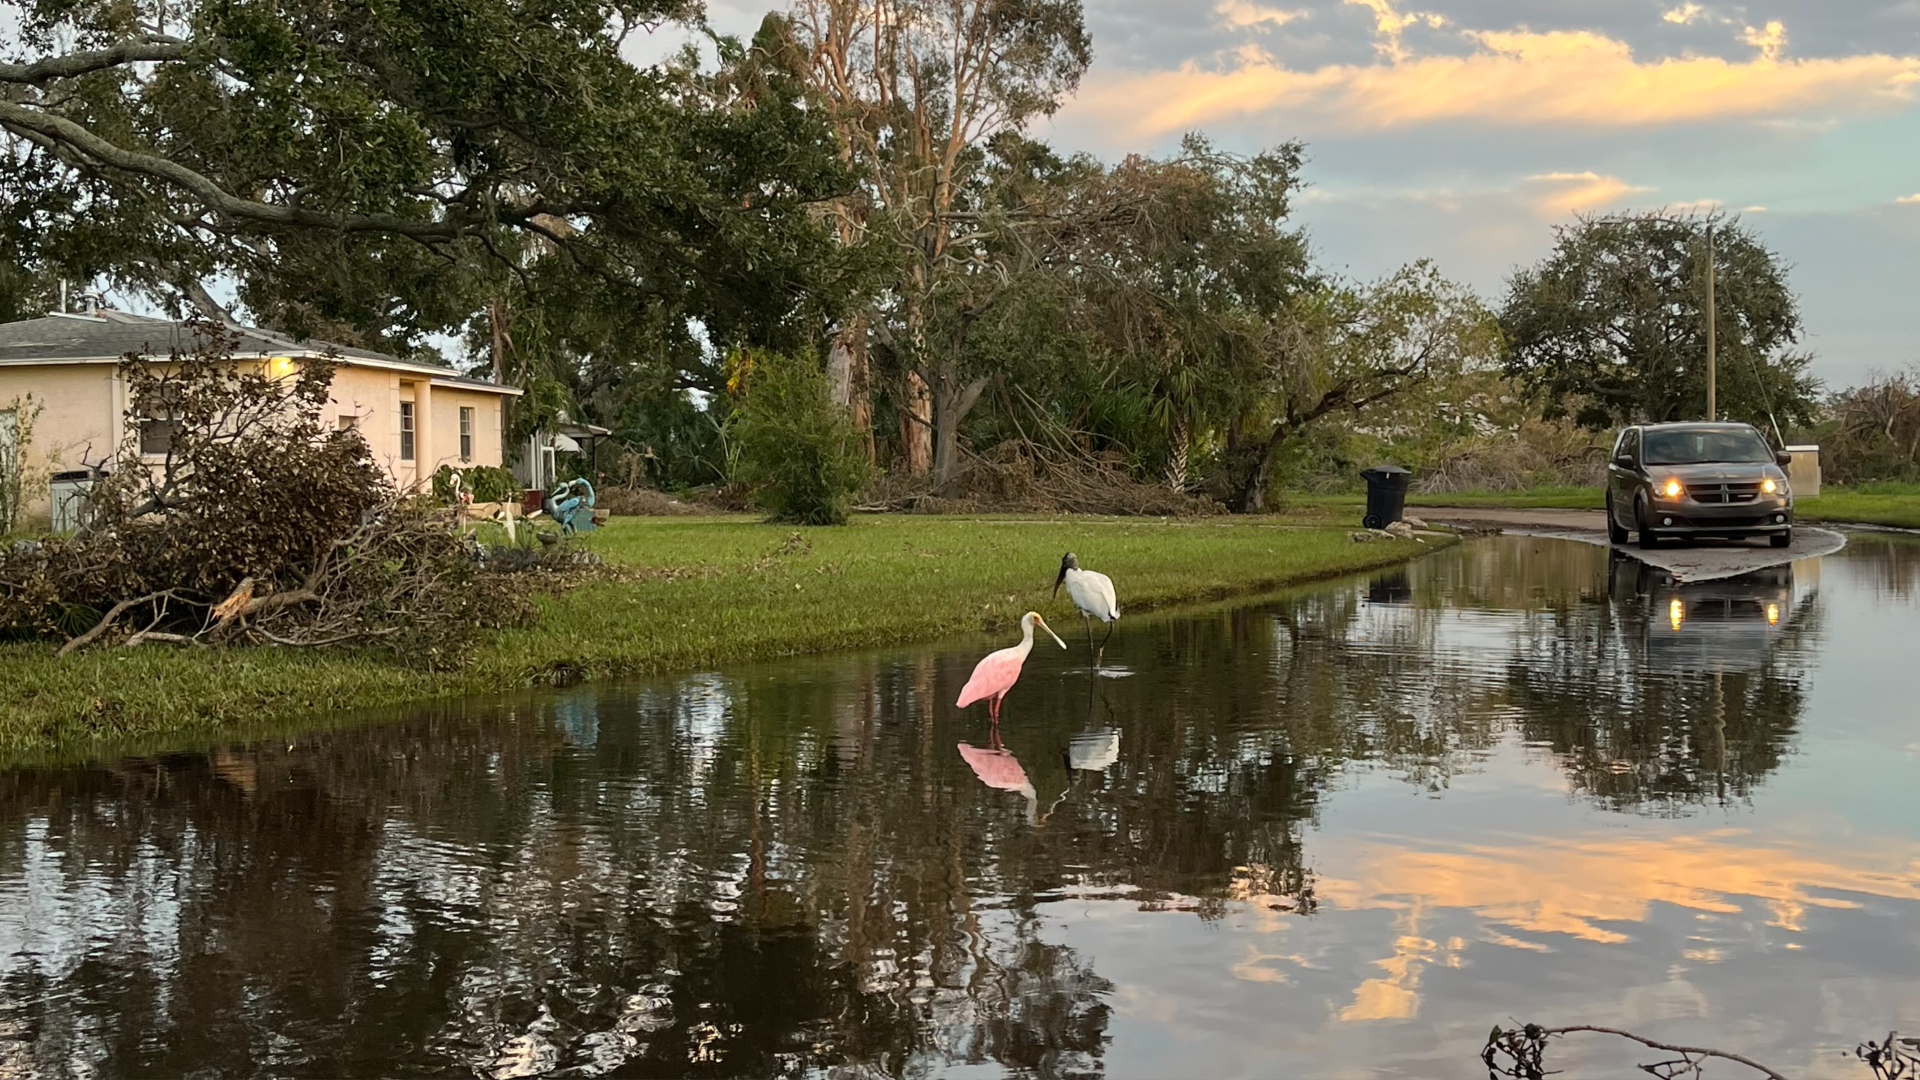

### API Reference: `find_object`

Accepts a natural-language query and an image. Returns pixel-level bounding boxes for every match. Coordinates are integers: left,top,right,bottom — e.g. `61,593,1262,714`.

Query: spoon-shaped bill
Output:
1038,616,1067,649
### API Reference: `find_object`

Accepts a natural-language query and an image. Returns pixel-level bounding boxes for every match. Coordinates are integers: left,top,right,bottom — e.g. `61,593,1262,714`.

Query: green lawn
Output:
0,513,1443,763
1299,483,1920,529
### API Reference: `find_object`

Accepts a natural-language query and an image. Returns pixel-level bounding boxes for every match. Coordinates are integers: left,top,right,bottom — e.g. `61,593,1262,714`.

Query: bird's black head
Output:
1053,551,1078,597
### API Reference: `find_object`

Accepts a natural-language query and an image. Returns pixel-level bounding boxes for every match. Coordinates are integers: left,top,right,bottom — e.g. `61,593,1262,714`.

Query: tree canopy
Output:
1500,211,1820,436
0,0,857,366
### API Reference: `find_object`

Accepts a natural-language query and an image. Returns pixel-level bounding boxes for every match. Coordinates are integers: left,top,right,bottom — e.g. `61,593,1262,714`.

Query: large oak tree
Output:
0,0,855,380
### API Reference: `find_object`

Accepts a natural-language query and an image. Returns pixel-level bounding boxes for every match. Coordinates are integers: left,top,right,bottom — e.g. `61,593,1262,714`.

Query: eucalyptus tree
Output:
780,0,1092,479
1501,211,1820,434
0,0,853,371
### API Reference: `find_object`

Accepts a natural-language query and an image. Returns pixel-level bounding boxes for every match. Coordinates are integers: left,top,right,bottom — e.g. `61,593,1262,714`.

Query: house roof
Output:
0,310,521,395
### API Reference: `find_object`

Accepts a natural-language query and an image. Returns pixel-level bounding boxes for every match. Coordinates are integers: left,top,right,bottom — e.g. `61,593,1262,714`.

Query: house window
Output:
459,407,474,461
136,389,182,456
399,401,415,461
338,414,359,432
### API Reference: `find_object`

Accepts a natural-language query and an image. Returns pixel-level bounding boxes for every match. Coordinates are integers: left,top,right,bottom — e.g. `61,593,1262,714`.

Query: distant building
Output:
0,309,521,526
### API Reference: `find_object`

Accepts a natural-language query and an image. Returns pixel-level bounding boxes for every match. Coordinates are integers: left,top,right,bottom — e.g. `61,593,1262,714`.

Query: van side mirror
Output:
1776,451,1792,467
1613,454,1636,470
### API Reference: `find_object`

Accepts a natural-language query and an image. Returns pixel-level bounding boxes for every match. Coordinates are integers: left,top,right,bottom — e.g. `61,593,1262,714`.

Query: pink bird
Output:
956,610,1066,724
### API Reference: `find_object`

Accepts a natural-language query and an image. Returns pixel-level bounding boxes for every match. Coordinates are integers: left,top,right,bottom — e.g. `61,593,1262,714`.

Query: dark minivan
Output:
1606,422,1794,549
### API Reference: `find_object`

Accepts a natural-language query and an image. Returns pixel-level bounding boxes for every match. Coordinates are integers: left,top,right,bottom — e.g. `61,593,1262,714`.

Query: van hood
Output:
1645,461,1787,483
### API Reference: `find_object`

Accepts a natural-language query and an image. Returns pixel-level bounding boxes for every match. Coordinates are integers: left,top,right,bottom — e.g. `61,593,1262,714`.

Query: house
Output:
0,309,521,526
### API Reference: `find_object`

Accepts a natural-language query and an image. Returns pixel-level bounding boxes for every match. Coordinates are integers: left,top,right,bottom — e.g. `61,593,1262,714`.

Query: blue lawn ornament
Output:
543,478,597,534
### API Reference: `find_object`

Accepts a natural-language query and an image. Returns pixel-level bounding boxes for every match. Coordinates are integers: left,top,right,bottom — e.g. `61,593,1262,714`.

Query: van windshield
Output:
1643,428,1774,465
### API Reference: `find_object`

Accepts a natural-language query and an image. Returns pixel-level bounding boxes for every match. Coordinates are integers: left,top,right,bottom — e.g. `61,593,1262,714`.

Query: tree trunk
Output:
1224,423,1289,514
900,369,933,476
1166,417,1190,492
930,372,989,496
827,316,875,463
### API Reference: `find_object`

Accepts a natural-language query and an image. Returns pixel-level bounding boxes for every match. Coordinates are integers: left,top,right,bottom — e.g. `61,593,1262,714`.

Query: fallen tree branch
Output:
1484,1023,1788,1080
57,590,180,657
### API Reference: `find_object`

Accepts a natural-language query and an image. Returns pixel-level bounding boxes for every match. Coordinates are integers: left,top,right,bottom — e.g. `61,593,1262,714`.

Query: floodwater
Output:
1,535,1917,1079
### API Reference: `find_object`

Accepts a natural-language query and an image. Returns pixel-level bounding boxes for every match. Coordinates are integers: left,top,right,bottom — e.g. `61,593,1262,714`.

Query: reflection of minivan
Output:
1608,552,1794,673
1606,422,1795,549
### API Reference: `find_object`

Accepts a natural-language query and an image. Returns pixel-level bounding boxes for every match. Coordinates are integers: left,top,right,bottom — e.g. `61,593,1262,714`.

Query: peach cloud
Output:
1069,26,1920,138
1526,171,1653,215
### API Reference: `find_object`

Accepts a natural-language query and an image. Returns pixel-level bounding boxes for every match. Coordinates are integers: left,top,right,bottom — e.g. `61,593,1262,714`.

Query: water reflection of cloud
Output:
1314,829,1920,951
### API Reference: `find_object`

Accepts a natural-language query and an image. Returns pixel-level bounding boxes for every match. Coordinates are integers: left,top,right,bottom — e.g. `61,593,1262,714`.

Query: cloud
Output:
1346,0,1447,62
1898,193,1920,203
1067,24,1920,140
1742,19,1788,62
1663,3,1706,24
1216,0,1307,31
1526,171,1653,214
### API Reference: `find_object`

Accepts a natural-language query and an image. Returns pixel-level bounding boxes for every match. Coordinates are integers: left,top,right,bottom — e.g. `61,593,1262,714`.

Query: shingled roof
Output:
0,310,518,394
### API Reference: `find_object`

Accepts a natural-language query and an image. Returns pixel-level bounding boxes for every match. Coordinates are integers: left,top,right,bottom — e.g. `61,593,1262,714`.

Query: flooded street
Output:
1,535,1917,1078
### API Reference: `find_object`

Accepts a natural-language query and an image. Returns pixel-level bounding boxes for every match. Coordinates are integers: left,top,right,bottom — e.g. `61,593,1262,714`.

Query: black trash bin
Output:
1360,465,1411,530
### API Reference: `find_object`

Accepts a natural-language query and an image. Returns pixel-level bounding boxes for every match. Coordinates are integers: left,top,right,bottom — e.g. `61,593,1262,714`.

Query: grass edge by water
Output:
0,513,1452,767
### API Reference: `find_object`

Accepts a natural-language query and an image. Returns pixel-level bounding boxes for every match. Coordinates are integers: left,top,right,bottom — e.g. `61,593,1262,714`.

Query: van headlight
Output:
1660,478,1683,499
1761,477,1777,494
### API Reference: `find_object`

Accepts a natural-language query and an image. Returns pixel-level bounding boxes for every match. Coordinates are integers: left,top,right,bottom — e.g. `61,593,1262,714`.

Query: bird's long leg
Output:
1084,614,1097,666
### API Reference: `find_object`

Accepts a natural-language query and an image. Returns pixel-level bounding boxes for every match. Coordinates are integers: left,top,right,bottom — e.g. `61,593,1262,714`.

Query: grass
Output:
0,513,1445,764
1300,481,1920,530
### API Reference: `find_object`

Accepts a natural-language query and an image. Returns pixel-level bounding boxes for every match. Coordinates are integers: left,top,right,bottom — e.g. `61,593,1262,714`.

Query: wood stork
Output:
956,611,1066,724
1053,552,1120,653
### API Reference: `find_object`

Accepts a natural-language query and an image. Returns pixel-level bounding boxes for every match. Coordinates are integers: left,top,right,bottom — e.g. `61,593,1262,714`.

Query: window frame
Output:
399,401,416,462
135,386,184,459
458,406,474,461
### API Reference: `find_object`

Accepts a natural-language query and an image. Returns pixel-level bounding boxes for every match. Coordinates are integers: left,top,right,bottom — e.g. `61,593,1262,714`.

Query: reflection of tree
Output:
0,537,1836,1076
1498,549,1818,813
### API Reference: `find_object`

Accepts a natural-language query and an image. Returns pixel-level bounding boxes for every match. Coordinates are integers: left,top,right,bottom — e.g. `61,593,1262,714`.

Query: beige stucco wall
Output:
0,359,512,525
0,364,120,525
323,366,508,491
426,385,506,473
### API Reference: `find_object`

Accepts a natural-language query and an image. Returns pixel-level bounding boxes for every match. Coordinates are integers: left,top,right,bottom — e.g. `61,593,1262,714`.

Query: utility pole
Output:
1705,222,1716,422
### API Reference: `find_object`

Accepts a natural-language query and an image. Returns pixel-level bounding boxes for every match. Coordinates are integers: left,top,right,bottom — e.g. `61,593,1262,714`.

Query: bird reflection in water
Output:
958,673,1126,825
957,737,1041,824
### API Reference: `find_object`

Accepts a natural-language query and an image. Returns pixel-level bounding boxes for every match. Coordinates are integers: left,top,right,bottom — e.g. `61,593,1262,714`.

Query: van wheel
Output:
1636,498,1659,549
1606,494,1629,544
1770,530,1792,549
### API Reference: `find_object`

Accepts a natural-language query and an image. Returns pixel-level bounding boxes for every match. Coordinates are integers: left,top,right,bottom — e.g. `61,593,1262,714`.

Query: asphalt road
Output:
1410,506,1847,582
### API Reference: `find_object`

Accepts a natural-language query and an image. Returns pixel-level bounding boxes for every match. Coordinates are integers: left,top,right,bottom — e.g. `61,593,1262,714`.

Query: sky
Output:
656,0,1920,391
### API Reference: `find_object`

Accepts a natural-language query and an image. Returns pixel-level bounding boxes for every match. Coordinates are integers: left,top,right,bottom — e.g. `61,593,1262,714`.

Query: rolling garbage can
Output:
1360,465,1411,530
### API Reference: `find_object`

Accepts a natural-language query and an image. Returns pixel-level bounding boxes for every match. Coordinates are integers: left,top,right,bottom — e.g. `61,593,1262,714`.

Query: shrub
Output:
0,325,533,663
731,350,870,525
435,463,520,504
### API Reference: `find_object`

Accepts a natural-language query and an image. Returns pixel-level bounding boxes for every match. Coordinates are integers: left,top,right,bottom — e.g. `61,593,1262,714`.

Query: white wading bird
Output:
1053,551,1119,654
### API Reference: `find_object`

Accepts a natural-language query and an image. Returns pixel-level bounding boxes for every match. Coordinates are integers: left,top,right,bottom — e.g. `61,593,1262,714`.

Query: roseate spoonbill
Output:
957,611,1066,723
1053,552,1119,652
